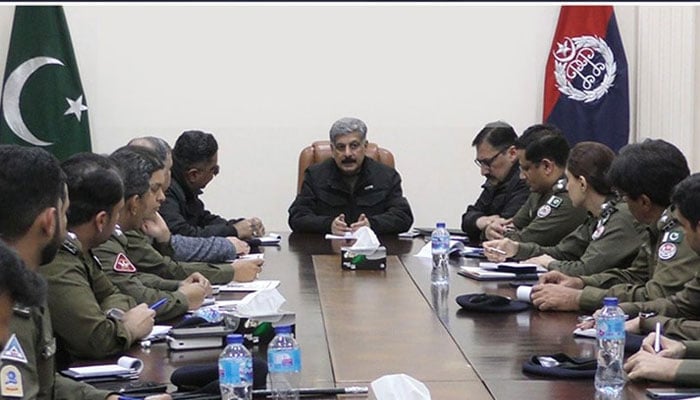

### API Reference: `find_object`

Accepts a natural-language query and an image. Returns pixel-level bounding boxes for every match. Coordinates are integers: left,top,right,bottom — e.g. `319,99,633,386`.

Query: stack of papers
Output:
217,280,280,292
458,262,546,281
256,233,281,245
145,325,171,341
414,241,465,258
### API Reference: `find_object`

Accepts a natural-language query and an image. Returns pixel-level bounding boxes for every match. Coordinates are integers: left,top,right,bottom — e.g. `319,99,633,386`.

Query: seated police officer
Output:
288,117,413,235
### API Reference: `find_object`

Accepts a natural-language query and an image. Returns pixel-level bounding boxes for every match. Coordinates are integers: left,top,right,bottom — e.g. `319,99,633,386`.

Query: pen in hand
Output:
485,246,507,256
149,298,168,310
654,322,662,353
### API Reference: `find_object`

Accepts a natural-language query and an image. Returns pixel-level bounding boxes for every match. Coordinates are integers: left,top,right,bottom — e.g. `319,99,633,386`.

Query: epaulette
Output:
658,212,677,232
12,305,31,318
599,199,618,225
61,239,79,255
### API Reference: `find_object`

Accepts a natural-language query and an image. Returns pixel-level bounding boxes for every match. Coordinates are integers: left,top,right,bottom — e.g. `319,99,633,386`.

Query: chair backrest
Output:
297,140,395,194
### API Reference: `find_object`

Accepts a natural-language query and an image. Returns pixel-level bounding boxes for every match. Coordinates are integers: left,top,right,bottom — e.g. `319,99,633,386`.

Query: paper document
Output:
479,262,547,273
145,325,172,340
325,233,356,240
218,280,280,292
238,253,264,260
257,233,282,245
414,241,465,258
64,356,143,378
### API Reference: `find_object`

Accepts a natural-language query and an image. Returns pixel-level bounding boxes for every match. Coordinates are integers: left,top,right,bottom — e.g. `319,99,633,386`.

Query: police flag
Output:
543,6,629,153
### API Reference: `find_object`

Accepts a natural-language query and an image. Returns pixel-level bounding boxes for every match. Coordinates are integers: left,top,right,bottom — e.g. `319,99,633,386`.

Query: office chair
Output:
297,140,395,194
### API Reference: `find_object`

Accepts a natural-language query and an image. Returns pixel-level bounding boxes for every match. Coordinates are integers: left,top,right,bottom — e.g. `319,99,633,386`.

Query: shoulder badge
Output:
114,226,123,236
658,242,678,261
591,223,605,240
1,335,28,364
553,178,567,193
61,239,79,255
113,253,137,273
547,195,563,208
0,365,23,397
11,306,30,319
537,204,552,218
662,230,684,244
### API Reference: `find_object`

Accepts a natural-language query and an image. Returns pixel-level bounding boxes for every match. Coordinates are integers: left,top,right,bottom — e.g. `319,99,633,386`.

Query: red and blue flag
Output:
543,6,629,152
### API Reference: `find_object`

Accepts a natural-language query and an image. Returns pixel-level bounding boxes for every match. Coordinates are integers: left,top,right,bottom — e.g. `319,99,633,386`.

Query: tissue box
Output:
341,247,387,270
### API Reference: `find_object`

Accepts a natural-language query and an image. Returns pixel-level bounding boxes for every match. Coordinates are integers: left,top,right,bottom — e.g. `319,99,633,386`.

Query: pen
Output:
118,396,142,400
485,246,507,255
654,322,662,353
149,298,168,310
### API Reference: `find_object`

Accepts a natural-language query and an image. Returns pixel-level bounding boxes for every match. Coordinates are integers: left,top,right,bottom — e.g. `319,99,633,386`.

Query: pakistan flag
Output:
0,6,91,160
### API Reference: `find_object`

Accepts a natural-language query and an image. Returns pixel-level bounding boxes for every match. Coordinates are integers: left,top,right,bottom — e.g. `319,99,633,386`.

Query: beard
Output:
40,214,63,265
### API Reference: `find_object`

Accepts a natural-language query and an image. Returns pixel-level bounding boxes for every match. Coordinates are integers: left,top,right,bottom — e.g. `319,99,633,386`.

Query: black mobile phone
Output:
646,388,700,399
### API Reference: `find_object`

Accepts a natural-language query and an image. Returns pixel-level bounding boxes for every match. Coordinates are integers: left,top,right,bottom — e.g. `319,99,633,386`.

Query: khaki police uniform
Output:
577,208,700,312
0,304,111,399
515,199,646,276
40,234,137,360
506,178,588,246
92,228,190,322
674,341,700,386
122,229,234,284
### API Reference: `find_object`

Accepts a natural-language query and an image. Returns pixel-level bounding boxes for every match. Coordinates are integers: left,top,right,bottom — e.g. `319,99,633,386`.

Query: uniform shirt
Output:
577,208,700,312
515,200,646,276
92,229,191,322
288,158,414,234
40,234,137,360
505,179,588,246
0,304,111,399
461,163,529,242
675,341,700,386
122,229,234,284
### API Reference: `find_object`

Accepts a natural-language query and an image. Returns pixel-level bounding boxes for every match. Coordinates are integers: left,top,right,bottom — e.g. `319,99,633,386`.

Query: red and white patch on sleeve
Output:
113,253,137,273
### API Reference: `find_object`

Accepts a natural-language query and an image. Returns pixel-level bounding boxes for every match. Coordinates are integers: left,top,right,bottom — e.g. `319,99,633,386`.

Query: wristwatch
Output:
639,311,658,320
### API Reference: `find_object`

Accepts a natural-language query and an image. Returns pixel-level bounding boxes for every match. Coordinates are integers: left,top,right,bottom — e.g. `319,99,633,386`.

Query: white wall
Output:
0,4,677,232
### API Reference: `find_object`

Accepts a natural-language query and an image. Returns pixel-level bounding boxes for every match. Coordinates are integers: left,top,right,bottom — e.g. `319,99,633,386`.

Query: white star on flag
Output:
63,94,88,122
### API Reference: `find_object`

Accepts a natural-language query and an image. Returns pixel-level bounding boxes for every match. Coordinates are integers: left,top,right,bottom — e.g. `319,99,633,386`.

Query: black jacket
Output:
461,163,529,241
160,165,238,237
288,158,413,234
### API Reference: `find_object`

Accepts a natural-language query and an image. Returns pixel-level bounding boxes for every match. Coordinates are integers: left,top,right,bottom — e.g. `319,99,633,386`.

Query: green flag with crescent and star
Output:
0,5,91,159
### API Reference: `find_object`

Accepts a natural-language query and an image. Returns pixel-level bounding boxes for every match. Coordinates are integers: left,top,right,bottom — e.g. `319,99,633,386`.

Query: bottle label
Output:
268,348,301,373
597,317,625,340
219,358,241,385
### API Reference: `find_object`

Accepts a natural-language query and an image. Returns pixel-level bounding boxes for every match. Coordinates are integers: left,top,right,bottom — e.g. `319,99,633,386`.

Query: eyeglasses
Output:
474,148,506,168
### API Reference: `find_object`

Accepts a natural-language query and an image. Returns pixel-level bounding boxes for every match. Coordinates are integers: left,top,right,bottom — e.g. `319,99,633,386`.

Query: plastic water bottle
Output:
431,222,450,285
594,297,626,396
267,325,301,400
219,334,253,400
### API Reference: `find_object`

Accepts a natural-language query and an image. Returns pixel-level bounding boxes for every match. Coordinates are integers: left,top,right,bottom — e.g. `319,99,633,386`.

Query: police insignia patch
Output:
547,196,563,208
668,231,683,243
537,204,552,218
1,335,27,364
113,253,137,273
0,365,23,397
658,243,678,261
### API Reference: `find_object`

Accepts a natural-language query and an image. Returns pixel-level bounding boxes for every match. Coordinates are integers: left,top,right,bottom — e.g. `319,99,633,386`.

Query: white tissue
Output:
516,286,533,303
349,226,380,254
235,288,286,317
371,373,431,400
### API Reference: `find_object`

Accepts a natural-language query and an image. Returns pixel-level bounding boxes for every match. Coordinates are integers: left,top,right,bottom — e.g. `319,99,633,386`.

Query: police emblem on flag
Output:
553,36,617,103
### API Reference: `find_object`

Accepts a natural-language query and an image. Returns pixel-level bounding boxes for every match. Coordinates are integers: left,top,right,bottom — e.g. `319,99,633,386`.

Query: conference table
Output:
84,232,668,399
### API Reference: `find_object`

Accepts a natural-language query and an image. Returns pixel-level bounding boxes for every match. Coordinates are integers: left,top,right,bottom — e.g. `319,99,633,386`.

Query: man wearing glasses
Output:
161,130,265,240
485,124,587,246
461,121,529,242
288,117,413,235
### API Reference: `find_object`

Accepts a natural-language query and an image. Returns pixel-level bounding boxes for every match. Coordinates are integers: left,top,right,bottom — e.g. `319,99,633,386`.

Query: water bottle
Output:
219,334,253,400
267,325,301,400
431,222,450,285
594,297,626,396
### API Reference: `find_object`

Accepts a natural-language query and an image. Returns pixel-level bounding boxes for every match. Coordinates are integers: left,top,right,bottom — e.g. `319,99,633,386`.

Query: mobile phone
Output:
509,281,535,288
646,388,700,399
